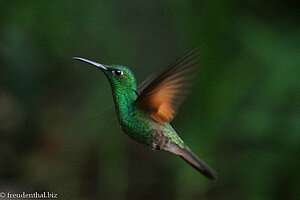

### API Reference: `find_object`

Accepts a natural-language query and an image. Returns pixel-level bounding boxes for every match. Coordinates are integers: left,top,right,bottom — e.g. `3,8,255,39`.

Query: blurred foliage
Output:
0,0,299,200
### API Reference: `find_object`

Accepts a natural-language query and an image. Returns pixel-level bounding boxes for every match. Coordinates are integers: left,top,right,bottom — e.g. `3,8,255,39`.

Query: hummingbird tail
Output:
164,143,217,181
179,147,217,181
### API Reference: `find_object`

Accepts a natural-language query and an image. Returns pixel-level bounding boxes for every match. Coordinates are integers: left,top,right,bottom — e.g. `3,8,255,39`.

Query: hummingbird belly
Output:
119,112,185,150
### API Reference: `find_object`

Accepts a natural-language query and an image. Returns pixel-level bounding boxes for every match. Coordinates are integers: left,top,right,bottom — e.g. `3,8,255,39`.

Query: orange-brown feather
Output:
136,48,200,124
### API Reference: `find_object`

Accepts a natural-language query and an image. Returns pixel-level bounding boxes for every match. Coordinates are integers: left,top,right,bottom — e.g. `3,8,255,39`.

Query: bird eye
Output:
112,70,123,77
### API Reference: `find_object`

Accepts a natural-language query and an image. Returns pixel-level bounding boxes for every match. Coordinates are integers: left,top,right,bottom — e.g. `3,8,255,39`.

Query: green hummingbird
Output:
73,49,217,180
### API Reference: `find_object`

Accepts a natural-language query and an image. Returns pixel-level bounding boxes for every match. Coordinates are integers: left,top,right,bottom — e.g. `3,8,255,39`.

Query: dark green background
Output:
0,1,299,199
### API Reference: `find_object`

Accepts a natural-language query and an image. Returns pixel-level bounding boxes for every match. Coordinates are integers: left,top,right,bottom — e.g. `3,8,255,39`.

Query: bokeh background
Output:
0,1,299,199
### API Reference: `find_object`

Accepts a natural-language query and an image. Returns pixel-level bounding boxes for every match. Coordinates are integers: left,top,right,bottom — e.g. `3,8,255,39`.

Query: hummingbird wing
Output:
136,75,155,96
135,48,200,125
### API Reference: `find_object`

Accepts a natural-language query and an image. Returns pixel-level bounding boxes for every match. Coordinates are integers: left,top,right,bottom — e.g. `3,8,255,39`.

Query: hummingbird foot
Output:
151,136,169,151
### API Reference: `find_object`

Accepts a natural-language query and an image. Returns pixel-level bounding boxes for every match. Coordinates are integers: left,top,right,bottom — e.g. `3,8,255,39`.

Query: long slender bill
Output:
72,57,107,71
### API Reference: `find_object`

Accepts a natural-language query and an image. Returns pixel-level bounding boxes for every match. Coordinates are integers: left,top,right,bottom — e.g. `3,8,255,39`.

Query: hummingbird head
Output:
73,57,137,92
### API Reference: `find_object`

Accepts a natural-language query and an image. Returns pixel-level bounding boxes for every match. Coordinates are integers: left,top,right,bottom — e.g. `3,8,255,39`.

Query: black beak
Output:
72,57,107,71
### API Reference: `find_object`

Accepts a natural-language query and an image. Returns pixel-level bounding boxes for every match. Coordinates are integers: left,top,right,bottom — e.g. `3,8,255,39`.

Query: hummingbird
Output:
73,49,217,180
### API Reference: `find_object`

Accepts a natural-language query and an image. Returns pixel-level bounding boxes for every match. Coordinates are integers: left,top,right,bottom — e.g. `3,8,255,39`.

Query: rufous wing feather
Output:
135,48,200,124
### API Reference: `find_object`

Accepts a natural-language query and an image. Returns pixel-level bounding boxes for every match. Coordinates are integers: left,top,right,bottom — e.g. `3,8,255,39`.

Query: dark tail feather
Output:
180,147,217,181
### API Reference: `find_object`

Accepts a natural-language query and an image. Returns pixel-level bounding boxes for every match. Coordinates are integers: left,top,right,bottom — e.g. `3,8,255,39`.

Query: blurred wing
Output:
135,48,200,125
136,75,155,96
